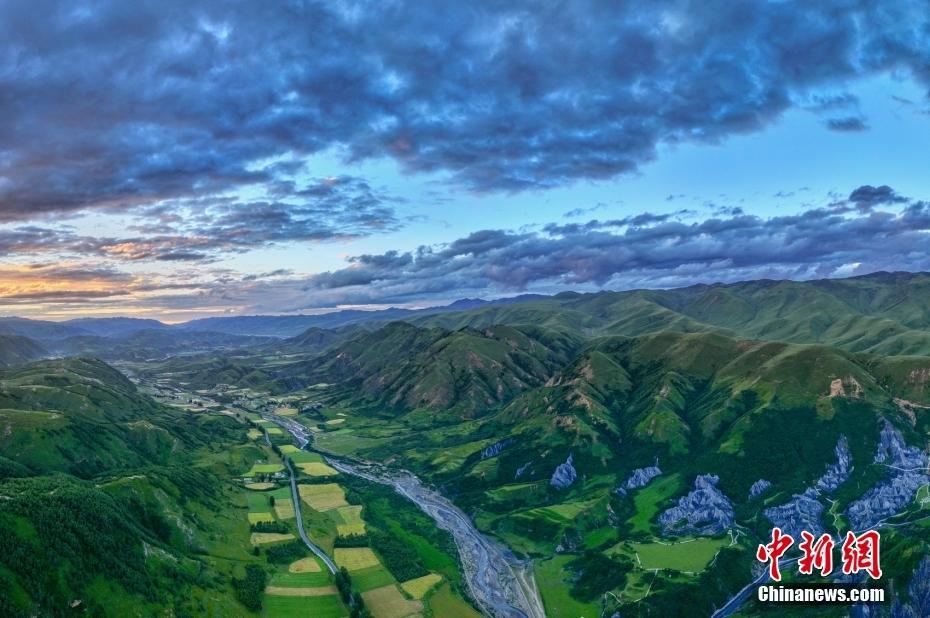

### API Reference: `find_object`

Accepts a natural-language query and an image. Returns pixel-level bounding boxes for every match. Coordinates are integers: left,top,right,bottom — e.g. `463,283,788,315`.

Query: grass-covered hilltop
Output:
5,272,930,616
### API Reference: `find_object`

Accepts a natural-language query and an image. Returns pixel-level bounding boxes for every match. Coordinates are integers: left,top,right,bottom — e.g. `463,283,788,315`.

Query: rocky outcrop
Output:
816,435,852,493
846,422,929,530
550,453,577,489
748,479,772,499
761,436,850,536
616,465,661,496
514,462,532,479
763,488,825,539
658,474,734,536
481,438,514,459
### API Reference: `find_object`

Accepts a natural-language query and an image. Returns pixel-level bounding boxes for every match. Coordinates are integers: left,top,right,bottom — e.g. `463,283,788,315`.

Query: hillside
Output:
289,319,930,616
0,356,270,616
0,334,46,367
288,322,584,418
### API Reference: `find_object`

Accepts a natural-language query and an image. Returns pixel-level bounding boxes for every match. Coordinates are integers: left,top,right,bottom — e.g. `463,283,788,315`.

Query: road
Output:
284,457,338,574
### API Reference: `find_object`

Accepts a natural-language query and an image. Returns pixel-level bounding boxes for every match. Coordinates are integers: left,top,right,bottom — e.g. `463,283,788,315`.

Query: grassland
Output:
426,583,483,618
609,537,730,573
627,474,682,534
262,594,346,618
535,556,602,618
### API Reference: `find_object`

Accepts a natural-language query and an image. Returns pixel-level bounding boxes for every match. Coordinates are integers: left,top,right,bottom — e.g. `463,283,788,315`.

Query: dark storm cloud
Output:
291,187,930,306
0,0,927,222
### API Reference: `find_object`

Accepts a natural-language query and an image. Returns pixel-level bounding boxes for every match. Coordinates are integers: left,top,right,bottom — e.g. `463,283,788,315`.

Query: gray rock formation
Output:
550,453,577,489
514,462,532,479
815,435,852,493
763,487,825,539
658,474,734,536
481,437,514,459
846,422,929,530
616,465,662,496
748,479,772,499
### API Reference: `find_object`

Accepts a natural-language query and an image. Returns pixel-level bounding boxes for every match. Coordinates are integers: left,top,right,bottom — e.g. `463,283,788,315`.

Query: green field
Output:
262,594,346,618
245,462,285,476
627,474,682,534
535,556,602,618
622,537,730,573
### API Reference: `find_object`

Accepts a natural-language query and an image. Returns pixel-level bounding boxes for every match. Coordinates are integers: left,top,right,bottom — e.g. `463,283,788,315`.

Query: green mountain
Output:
0,357,263,617
290,321,584,418
0,334,46,367
409,271,930,355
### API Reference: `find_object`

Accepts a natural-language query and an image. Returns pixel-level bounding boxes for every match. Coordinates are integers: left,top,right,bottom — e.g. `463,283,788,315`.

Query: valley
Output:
4,273,930,616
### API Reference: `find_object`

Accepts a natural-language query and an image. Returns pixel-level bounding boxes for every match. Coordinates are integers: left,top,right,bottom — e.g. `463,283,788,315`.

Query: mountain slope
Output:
291,322,584,418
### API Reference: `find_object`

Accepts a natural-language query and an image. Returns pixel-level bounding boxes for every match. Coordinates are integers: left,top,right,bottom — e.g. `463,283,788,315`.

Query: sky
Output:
1,0,930,322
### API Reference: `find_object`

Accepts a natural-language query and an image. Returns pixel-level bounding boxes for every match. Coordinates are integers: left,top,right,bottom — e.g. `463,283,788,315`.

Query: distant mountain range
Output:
3,270,930,362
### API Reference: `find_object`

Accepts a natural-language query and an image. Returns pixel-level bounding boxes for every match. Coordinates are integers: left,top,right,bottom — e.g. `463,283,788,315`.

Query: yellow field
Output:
280,444,301,453
298,483,348,511
334,548,381,571
289,557,322,573
325,418,345,426
265,585,338,597
400,573,442,599
245,482,275,490
297,462,339,477
334,505,366,537
275,406,299,417
247,428,262,440
361,585,423,618
250,532,295,545
274,498,296,520
248,512,275,524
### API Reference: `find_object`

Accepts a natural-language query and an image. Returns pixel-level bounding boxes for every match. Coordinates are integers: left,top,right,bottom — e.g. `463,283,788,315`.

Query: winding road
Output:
284,457,338,574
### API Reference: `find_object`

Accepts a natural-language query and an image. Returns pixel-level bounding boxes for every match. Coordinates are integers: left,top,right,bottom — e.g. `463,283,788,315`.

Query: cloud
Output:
825,116,869,131
281,186,930,306
0,175,400,263
0,0,926,218
7,185,929,318
848,184,908,209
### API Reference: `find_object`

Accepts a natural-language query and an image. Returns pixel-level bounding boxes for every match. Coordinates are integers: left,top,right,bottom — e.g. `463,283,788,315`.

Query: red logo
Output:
841,530,882,580
756,527,794,581
756,528,882,580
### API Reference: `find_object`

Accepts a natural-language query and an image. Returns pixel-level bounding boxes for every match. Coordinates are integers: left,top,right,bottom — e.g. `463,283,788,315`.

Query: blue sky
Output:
0,1,929,321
